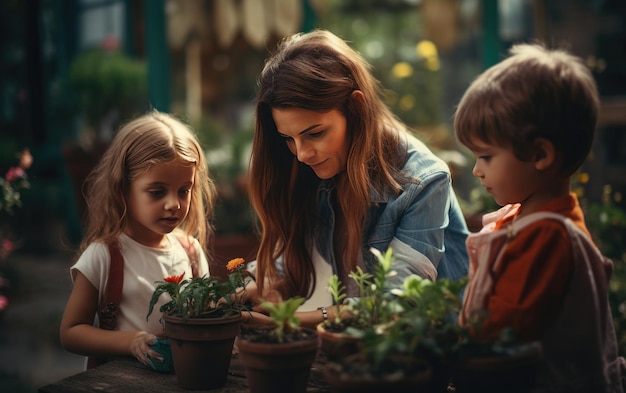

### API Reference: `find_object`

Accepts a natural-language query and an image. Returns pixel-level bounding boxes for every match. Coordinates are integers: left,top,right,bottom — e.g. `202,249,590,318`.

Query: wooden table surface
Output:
38,354,331,393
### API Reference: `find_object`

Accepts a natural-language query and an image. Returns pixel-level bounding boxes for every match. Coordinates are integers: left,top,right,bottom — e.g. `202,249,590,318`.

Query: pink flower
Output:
0,295,8,312
2,239,14,254
5,167,25,183
101,36,120,52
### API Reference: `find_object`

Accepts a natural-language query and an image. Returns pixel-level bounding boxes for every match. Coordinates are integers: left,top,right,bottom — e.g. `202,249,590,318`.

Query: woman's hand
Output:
241,310,274,327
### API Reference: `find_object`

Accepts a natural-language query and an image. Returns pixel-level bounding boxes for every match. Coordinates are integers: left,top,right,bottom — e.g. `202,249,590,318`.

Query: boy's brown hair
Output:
454,43,600,176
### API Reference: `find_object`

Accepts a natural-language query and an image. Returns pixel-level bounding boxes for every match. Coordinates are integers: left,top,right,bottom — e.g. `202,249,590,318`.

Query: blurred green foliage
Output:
581,186,626,355
69,47,148,135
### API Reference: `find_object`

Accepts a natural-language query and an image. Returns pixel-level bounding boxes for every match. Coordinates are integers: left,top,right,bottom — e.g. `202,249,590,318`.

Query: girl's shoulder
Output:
76,240,111,264
71,239,113,287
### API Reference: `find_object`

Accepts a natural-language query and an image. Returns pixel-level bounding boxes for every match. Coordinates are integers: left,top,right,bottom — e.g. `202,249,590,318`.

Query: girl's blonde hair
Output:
77,110,216,259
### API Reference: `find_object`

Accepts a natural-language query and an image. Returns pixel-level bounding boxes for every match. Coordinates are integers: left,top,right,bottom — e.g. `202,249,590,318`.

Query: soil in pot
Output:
237,326,319,393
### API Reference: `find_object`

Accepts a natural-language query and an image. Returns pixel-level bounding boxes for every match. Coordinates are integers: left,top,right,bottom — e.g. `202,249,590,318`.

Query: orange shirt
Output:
466,193,593,341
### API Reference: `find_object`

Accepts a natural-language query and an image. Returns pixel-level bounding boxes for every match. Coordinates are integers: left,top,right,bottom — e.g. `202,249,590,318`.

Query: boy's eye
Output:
179,188,191,196
478,155,492,162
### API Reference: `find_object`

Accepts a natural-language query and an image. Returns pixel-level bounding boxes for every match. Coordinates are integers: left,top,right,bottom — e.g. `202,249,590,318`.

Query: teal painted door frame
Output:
142,0,170,112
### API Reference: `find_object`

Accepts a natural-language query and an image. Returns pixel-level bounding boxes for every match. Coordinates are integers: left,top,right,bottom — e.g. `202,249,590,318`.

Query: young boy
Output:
454,43,624,392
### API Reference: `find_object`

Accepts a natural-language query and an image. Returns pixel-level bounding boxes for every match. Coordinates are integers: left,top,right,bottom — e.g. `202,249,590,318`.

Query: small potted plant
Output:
317,248,414,357
318,247,468,392
63,36,148,221
147,257,250,390
236,296,319,393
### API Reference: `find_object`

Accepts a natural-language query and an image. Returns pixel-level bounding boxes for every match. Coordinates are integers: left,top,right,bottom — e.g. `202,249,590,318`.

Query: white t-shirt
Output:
70,232,210,335
298,246,333,311
246,246,333,312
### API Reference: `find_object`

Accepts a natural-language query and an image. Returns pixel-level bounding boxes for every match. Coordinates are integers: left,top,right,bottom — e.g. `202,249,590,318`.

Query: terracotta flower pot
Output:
446,341,543,393
321,357,433,393
162,312,241,390
237,327,319,393
316,323,363,362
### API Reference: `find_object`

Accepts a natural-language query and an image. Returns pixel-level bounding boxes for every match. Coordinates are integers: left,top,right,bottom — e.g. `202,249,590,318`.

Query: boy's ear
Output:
532,138,556,171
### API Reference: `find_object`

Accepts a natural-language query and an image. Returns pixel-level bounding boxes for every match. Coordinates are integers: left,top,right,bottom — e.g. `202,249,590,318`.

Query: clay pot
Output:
316,323,363,362
236,327,318,393
446,341,543,393
162,312,241,390
321,357,433,393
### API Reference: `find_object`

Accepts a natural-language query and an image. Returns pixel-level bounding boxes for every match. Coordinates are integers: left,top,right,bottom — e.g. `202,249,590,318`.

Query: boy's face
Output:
466,138,539,207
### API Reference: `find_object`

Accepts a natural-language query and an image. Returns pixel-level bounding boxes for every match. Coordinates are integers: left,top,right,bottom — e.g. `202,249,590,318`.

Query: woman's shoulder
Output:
403,134,450,179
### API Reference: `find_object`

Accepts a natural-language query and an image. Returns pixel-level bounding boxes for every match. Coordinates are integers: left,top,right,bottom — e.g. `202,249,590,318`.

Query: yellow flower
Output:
226,257,245,272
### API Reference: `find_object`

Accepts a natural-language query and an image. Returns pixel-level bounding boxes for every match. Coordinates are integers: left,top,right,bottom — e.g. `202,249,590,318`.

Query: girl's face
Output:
126,159,195,248
467,138,539,207
271,107,350,179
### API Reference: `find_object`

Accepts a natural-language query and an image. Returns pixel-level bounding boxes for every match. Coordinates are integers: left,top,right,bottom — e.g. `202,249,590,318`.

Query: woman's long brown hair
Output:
249,30,407,300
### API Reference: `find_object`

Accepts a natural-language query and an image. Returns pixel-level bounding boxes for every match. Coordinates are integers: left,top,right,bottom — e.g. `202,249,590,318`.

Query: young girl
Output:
60,111,216,368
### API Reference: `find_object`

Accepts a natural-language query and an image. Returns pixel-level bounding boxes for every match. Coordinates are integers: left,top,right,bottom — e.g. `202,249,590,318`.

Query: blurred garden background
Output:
0,0,625,391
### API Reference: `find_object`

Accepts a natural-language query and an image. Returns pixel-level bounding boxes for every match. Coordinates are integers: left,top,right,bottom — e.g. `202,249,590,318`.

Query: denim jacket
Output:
314,134,469,289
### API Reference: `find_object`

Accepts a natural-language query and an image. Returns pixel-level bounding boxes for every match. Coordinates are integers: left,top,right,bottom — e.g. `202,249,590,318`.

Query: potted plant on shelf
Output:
236,296,319,393
147,257,250,390
318,247,468,392
63,36,148,221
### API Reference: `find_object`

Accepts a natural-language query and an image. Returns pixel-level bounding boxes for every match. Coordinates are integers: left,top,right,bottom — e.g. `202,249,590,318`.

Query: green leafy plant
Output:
1,149,32,217
321,247,468,378
260,296,305,343
328,275,346,324
69,37,147,142
0,148,33,314
322,248,400,336
146,257,249,320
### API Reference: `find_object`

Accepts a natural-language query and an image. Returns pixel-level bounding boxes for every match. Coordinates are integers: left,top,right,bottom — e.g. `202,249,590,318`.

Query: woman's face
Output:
271,107,350,179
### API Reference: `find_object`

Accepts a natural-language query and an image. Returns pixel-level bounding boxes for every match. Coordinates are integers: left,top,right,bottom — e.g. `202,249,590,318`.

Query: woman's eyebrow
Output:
299,124,322,135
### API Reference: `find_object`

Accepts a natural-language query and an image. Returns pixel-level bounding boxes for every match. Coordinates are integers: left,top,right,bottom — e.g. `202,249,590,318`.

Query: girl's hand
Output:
130,331,162,366
240,279,261,306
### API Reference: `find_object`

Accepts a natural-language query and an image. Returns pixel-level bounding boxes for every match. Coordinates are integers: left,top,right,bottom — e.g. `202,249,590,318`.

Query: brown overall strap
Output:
87,239,124,369
99,240,124,329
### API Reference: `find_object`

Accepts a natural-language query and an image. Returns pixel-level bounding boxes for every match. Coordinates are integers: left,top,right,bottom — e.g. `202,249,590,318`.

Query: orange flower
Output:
226,257,245,272
164,272,185,284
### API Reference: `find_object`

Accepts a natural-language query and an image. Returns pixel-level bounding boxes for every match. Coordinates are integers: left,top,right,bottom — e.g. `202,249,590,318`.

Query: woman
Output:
246,29,468,327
